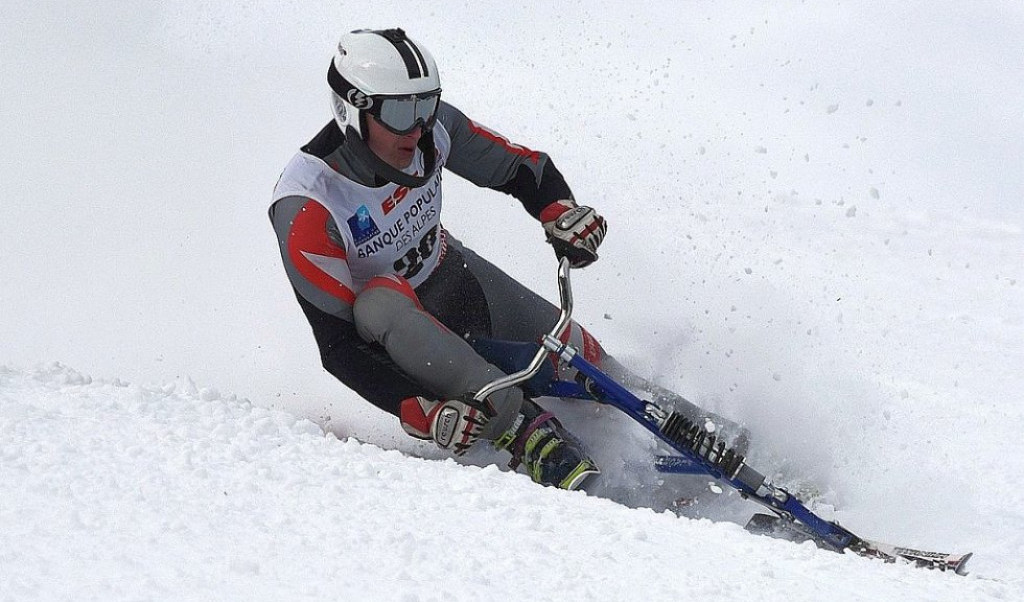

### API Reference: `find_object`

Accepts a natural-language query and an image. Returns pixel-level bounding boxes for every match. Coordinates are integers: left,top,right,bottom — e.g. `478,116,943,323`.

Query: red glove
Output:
540,200,607,268
399,395,494,456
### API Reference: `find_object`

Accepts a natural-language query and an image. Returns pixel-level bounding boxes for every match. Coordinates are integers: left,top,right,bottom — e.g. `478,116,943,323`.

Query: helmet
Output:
329,28,441,141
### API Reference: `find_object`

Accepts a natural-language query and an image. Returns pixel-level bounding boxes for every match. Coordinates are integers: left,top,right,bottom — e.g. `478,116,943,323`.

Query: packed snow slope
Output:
2,1,1023,600
0,364,1015,601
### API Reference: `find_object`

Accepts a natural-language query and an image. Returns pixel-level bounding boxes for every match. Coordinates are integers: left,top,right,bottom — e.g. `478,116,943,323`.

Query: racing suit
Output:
269,101,604,437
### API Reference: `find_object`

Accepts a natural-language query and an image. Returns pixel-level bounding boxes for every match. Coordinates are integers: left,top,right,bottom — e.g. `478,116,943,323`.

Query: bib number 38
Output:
393,226,439,280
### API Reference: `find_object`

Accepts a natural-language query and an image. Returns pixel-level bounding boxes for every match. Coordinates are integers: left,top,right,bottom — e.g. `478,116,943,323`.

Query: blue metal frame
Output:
471,259,967,569
470,258,858,551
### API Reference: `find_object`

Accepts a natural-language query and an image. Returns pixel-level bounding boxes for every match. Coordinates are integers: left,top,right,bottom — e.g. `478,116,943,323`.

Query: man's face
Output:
365,117,422,170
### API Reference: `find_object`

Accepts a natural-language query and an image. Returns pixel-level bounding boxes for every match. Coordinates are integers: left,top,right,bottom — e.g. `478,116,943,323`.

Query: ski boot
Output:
495,399,599,490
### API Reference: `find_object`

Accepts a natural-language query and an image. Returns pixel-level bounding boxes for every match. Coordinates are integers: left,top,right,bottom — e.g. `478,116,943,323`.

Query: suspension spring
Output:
660,411,745,477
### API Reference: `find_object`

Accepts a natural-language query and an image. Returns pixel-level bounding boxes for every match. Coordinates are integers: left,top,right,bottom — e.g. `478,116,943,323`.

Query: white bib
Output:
273,125,451,293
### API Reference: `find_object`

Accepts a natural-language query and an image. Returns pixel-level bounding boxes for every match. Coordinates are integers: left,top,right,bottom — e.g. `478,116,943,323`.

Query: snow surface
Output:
3,2,1023,600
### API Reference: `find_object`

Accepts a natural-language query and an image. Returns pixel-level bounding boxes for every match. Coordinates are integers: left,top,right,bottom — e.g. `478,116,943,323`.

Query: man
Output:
270,28,739,492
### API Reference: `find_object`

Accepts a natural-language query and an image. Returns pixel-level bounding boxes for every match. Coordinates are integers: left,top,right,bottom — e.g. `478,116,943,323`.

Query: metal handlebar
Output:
473,257,574,402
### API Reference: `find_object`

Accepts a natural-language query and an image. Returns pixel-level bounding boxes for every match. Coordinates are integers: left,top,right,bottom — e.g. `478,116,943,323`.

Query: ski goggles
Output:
367,92,441,135
329,62,441,135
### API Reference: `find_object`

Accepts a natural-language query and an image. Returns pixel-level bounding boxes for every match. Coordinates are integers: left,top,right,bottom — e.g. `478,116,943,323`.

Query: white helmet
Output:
329,28,441,141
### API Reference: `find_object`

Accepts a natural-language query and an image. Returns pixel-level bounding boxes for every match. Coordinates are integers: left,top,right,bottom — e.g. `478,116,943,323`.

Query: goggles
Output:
329,61,441,135
368,92,441,135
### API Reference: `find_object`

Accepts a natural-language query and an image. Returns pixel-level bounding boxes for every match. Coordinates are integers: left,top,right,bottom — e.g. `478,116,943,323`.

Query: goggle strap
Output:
327,61,353,99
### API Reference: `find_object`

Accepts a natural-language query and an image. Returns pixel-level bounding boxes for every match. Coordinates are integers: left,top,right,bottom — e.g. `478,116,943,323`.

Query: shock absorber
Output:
659,411,746,478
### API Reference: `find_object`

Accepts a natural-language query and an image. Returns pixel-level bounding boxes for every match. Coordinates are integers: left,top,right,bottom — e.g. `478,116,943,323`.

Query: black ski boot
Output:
495,399,599,490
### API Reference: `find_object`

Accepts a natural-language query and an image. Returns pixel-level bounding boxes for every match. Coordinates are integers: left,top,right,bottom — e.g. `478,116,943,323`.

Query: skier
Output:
269,28,741,492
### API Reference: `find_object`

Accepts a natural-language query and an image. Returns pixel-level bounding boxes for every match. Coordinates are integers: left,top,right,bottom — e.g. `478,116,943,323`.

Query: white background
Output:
2,2,1022,600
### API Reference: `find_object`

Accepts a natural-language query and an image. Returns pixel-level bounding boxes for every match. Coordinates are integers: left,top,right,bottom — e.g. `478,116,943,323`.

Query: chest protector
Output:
273,125,451,293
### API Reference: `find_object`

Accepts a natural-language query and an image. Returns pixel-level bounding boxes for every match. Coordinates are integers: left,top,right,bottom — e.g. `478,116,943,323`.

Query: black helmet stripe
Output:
372,29,430,79
403,39,430,78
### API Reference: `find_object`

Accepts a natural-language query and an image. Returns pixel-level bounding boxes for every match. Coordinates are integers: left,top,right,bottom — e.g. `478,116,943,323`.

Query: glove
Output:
399,395,495,456
540,200,607,268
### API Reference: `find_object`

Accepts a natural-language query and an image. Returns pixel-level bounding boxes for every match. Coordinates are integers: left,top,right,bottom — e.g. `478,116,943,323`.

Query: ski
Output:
745,513,973,575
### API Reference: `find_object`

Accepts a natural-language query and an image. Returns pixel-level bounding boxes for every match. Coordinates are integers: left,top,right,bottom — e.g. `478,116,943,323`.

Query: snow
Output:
2,1,1023,600
1,364,1011,601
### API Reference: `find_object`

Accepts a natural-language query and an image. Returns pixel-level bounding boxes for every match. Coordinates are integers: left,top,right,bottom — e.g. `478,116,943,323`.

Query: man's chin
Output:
395,150,415,169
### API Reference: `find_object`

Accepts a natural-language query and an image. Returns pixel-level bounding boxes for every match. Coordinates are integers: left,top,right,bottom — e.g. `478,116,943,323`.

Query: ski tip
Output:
953,552,973,576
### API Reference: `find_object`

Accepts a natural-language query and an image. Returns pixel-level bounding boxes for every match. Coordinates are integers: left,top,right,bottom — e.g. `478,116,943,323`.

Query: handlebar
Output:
473,257,575,402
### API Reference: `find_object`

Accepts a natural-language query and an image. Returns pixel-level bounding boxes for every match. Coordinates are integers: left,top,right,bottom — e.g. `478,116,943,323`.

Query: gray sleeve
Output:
268,195,356,322
438,101,574,218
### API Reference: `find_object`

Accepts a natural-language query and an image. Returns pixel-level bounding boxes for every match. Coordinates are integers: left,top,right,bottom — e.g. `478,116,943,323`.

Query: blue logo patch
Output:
347,205,380,245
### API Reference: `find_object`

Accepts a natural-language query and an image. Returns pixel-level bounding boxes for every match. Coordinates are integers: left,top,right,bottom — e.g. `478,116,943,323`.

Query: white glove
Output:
399,395,494,456
540,200,607,268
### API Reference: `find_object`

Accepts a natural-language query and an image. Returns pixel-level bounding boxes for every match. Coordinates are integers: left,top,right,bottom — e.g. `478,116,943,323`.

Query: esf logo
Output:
346,205,380,245
380,184,412,216
380,168,442,215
